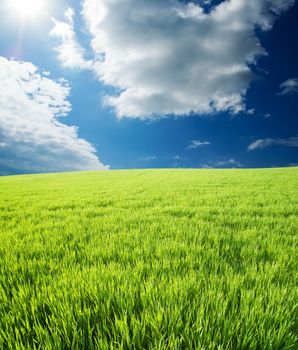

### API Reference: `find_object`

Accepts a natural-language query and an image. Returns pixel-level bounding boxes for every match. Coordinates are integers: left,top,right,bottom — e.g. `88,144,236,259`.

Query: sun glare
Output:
10,0,47,19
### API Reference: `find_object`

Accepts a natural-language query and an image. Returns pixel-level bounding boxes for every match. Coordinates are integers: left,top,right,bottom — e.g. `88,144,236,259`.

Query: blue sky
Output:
0,0,297,174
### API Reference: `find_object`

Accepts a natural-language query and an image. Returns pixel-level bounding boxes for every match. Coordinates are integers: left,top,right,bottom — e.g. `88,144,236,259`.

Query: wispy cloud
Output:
215,159,242,167
247,108,256,115
278,78,298,96
248,137,298,151
187,140,211,149
140,156,157,161
200,158,242,168
50,8,93,70
200,164,214,169
0,57,107,174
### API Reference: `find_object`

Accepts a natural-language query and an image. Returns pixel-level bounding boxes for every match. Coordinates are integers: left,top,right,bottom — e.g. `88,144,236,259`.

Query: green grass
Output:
0,168,297,349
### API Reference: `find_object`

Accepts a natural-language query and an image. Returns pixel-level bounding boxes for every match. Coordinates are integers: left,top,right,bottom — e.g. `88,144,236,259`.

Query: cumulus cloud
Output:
60,0,297,119
0,56,107,174
248,136,298,151
50,8,93,70
278,78,298,95
187,140,211,149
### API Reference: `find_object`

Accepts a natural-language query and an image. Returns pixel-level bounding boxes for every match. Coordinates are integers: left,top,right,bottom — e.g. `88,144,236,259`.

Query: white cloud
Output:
215,158,242,167
247,108,256,115
200,164,214,169
139,156,156,161
269,0,296,13
248,136,298,151
50,8,93,70
200,158,242,168
71,0,296,119
0,56,107,174
187,140,211,149
278,78,298,95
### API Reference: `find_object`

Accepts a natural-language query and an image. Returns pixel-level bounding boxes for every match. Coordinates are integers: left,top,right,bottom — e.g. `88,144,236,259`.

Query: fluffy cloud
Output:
0,57,107,174
66,0,295,119
248,136,298,151
50,8,93,70
187,140,211,149
278,78,298,95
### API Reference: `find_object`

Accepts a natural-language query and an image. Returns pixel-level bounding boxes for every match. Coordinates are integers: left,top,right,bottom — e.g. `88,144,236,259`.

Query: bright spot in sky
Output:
9,0,47,19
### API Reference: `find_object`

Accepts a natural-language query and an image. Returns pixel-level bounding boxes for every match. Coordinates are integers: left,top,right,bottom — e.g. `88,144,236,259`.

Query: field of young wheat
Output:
0,168,297,349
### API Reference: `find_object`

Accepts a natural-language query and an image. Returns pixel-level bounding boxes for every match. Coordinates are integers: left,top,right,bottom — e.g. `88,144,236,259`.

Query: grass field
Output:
0,168,297,349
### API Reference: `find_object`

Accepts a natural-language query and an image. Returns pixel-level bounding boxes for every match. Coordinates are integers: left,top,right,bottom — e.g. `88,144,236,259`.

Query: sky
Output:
0,0,297,174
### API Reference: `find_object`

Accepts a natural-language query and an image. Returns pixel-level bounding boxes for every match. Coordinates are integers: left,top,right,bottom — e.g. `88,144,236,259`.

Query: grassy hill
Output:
0,168,297,349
